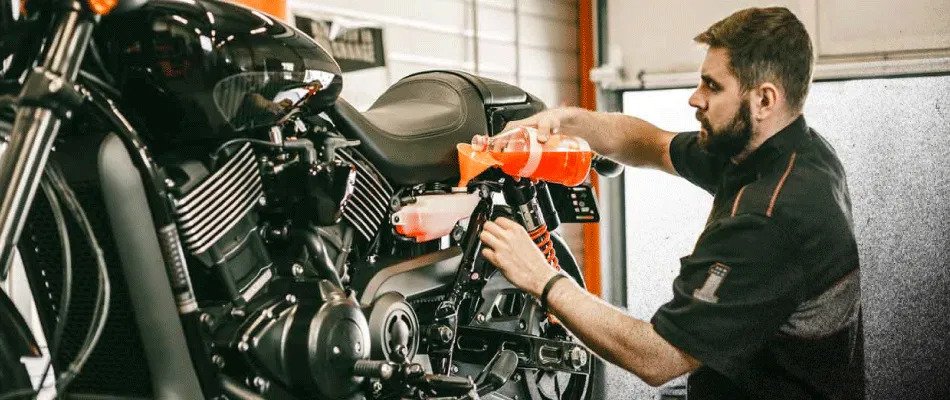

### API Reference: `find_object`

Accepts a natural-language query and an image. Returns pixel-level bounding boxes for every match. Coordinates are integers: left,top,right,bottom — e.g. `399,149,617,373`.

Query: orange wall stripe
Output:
229,0,287,21
578,0,602,297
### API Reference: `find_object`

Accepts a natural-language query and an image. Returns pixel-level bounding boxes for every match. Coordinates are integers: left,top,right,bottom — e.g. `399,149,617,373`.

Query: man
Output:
479,7,862,399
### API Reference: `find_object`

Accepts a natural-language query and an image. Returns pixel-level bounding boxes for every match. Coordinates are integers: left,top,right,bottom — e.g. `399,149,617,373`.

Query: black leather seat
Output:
328,71,538,187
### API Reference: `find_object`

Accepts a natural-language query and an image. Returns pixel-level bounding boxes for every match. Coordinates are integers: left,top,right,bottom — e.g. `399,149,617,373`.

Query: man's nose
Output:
688,88,705,110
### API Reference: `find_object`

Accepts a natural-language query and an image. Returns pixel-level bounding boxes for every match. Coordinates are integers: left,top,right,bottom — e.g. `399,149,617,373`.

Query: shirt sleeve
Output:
651,214,805,381
669,132,729,194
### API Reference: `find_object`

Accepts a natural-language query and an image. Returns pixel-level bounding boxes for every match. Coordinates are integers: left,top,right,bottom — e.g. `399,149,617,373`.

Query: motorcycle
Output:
0,0,622,399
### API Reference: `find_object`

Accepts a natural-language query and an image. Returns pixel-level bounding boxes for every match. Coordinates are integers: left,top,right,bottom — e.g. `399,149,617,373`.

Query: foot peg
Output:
352,348,518,399
474,349,519,396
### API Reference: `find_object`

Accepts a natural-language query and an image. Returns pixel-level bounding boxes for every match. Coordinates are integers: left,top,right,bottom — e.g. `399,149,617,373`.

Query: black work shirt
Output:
652,116,863,399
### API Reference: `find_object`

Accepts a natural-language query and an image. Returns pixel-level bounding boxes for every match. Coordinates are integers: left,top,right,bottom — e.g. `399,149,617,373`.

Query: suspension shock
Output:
502,179,561,323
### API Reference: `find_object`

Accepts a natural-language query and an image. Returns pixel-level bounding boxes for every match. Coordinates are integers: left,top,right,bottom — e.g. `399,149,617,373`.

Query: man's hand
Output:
479,219,701,386
503,107,588,144
479,217,558,297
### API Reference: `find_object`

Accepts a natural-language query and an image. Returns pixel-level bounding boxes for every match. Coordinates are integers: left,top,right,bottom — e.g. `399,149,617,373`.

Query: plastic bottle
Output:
470,127,593,187
391,193,480,242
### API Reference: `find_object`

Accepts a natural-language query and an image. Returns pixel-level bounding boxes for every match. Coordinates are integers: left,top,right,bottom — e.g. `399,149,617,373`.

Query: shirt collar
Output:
728,115,809,178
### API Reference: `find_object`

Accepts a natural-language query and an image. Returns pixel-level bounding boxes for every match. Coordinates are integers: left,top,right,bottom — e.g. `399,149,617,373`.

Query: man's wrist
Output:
543,274,576,312
532,269,560,298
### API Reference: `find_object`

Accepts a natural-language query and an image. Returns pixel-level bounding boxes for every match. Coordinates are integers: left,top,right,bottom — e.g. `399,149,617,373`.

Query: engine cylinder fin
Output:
171,143,263,255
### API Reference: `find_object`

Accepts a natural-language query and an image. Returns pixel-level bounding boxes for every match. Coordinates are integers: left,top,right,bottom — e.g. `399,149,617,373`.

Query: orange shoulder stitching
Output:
766,152,798,217
731,184,749,217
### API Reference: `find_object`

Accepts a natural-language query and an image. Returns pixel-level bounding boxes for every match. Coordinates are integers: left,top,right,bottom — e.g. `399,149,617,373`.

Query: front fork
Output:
0,3,96,279
428,178,561,375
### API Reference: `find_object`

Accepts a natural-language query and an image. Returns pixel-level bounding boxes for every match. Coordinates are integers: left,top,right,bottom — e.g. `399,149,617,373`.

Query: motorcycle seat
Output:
329,71,530,186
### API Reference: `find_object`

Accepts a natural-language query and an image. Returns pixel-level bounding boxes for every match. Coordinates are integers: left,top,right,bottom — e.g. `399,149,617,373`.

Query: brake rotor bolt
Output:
567,346,588,369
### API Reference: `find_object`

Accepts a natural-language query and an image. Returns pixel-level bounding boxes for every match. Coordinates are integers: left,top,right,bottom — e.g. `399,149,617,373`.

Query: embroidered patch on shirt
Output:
693,262,731,303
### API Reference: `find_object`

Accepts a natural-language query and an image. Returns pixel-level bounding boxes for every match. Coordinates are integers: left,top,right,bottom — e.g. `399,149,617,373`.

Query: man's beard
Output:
696,99,753,158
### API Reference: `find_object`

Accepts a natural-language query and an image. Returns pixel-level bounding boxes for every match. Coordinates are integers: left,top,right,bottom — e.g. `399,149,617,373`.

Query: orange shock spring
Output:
529,224,562,325
529,225,560,270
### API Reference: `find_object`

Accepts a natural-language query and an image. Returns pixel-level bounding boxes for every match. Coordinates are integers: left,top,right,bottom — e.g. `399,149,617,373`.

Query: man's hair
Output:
695,7,814,111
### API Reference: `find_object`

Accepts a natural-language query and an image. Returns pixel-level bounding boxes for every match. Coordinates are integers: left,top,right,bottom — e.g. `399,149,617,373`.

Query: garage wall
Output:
288,0,580,110
602,0,950,89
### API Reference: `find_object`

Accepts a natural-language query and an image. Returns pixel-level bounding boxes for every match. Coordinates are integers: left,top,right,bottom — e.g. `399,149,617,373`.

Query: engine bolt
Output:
48,77,62,92
518,320,526,331
212,354,225,368
230,308,246,318
372,381,383,393
436,326,454,343
451,364,459,374
291,263,305,276
257,196,268,206
475,313,486,324
470,272,480,281
237,341,249,352
252,376,270,393
285,294,297,304
332,346,341,355
164,178,176,188
393,344,410,362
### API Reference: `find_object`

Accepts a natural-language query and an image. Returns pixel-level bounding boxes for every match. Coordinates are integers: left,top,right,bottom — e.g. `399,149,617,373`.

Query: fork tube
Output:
0,3,95,278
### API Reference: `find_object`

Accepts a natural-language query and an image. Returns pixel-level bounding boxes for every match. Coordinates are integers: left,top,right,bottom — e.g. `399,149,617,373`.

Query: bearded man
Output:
478,7,863,399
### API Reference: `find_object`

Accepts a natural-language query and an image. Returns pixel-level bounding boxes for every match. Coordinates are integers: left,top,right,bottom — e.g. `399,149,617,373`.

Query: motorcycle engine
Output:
158,122,402,398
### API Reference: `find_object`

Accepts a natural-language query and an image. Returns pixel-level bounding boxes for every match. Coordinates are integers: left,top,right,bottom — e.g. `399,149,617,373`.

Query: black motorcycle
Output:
0,1,621,399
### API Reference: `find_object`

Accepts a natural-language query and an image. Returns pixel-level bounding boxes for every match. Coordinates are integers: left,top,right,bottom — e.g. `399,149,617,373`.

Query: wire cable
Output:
44,165,110,394
36,178,72,393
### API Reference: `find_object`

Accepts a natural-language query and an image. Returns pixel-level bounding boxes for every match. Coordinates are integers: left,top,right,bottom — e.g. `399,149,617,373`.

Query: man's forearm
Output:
544,277,699,386
570,111,676,174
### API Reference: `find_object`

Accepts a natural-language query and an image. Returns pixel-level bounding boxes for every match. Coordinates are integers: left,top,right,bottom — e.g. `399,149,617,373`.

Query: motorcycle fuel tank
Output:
96,0,342,144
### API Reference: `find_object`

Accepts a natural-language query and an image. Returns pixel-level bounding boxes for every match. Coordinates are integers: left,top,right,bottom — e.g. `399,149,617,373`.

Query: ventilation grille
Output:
173,144,262,254
19,167,152,396
336,148,393,242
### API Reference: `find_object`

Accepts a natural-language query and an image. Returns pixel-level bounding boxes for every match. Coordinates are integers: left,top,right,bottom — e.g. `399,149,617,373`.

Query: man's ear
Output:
752,82,781,121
